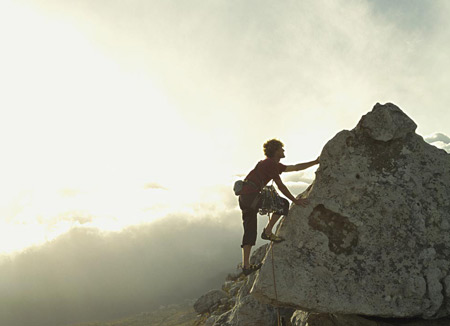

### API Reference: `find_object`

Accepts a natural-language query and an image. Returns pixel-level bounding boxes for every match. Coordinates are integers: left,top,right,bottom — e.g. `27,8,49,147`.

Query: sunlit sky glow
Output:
1,0,450,254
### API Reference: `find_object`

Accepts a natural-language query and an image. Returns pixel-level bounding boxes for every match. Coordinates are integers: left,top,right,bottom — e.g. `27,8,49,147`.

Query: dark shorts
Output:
238,192,289,248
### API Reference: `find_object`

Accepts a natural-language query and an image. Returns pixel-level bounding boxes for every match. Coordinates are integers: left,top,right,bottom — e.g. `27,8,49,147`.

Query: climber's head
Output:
263,139,285,159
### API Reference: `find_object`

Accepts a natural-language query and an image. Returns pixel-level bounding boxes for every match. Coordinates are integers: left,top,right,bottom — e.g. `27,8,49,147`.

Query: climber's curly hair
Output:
263,139,284,158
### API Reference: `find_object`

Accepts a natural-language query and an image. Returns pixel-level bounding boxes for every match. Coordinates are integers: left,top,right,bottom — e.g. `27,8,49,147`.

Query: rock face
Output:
291,311,378,326
252,103,450,319
290,311,450,326
209,245,281,326
194,289,229,314
194,245,295,326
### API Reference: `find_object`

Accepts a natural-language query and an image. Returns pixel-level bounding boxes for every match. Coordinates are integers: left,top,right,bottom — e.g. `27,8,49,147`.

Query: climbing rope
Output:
270,240,281,326
269,209,289,326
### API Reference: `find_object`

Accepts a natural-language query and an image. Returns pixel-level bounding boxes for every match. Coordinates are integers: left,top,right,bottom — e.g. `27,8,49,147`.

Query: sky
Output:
1,0,450,325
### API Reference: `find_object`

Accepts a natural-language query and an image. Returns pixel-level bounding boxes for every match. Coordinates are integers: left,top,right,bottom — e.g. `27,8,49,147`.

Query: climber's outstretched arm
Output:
274,177,308,207
285,157,320,172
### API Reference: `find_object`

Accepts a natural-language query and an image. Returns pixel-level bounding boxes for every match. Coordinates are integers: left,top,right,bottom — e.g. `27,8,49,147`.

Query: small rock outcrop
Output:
251,103,450,319
194,289,230,314
194,245,295,326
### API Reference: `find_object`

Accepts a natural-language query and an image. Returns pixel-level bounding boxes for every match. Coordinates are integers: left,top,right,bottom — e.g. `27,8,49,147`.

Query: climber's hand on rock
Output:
293,198,309,207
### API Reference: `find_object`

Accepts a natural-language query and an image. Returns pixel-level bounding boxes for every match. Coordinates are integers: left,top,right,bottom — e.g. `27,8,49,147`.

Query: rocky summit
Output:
252,103,450,319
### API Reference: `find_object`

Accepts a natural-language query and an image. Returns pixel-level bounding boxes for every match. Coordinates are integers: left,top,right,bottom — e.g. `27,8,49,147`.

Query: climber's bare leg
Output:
242,245,252,268
264,213,281,236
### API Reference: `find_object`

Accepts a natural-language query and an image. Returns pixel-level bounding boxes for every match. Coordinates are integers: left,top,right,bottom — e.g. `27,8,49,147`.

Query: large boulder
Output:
193,245,293,326
252,103,450,319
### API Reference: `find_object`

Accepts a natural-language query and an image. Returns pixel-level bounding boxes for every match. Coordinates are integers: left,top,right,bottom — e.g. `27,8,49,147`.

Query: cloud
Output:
143,182,167,190
424,132,450,153
283,182,311,197
52,211,94,225
424,132,450,144
16,0,450,167
0,179,301,326
4,0,450,191
58,188,82,197
1,2,448,324
0,212,249,326
282,171,316,184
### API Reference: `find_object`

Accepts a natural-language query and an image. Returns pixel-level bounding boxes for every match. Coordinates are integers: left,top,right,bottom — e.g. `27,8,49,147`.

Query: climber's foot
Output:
261,228,285,243
242,263,262,276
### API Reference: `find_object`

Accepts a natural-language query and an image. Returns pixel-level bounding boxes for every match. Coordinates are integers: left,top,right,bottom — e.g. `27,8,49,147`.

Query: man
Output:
238,139,320,275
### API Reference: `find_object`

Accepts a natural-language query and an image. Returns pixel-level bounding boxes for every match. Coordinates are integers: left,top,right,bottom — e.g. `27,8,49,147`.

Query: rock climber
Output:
238,139,320,276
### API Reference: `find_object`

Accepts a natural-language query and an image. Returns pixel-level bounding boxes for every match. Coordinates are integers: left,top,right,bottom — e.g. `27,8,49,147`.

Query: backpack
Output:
233,161,262,196
233,180,260,196
233,180,245,196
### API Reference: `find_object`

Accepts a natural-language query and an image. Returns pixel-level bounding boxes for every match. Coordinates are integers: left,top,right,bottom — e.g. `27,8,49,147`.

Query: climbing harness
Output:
259,183,285,216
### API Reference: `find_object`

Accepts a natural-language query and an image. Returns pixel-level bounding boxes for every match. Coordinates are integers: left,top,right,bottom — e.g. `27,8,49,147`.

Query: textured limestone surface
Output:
252,103,450,319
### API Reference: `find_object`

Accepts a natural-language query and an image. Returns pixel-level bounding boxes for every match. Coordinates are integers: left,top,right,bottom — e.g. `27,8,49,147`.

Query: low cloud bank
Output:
0,213,245,326
425,132,450,152
425,132,450,144
0,175,326,326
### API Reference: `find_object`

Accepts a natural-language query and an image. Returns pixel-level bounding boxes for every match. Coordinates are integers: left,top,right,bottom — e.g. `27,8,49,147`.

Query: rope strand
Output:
270,241,281,326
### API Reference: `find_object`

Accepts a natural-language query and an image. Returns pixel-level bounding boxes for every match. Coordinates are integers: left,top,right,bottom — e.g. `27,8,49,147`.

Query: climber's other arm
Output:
274,177,309,207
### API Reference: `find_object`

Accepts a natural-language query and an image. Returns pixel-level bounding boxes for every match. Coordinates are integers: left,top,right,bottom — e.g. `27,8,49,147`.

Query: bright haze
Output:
1,0,450,325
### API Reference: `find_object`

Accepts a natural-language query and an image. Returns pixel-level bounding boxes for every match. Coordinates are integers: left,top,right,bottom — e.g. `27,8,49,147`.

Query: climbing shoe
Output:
242,263,262,276
261,229,285,243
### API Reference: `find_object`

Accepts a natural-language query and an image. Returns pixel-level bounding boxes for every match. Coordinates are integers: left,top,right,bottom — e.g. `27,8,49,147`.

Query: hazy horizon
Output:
2,0,450,325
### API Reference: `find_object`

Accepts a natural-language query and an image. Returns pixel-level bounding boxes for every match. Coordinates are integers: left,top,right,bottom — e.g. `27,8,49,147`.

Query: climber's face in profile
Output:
274,146,285,159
